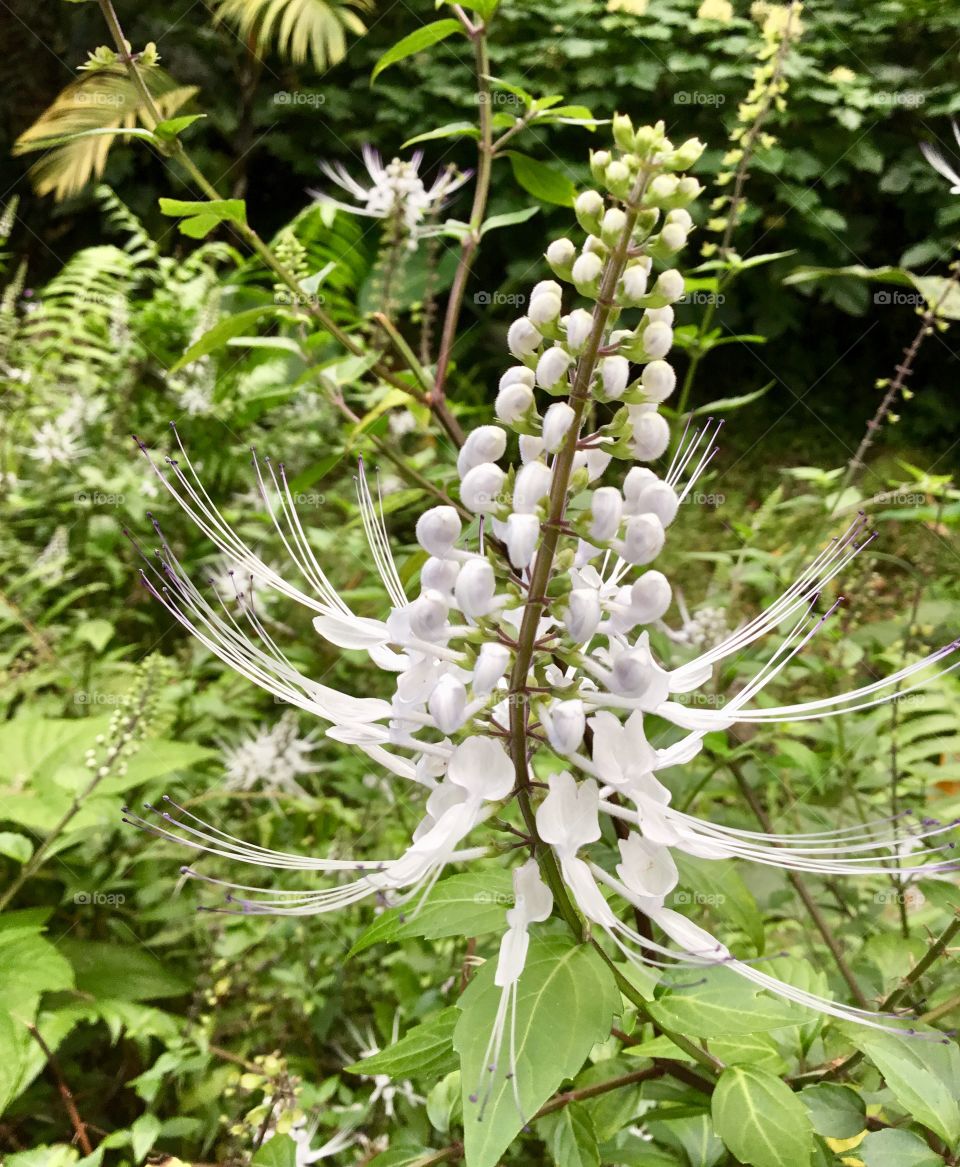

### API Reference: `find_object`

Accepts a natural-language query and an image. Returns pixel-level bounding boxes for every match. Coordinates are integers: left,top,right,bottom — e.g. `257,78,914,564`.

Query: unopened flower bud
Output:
542,699,586,755
633,480,679,527
623,466,658,504
460,462,505,514
542,401,576,452
642,320,674,359
531,279,562,302
583,235,606,256
648,174,679,204
458,425,507,479
519,434,545,464
416,506,461,557
670,136,706,170
612,112,636,151
507,317,542,359
610,648,654,697
666,208,693,232
575,189,604,234
455,558,497,617
499,365,535,392
546,237,576,276
428,674,467,734
646,306,674,326
565,308,594,353
496,380,535,424
604,160,631,198
590,149,612,182
565,588,601,642
536,346,574,391
629,410,671,461
513,459,552,512
473,642,511,696
600,355,630,400
622,512,666,565
653,269,684,303
421,556,459,593
590,485,623,541
572,251,603,292
630,571,672,623
505,512,540,568
528,291,563,326
407,590,449,640
620,265,648,305
660,223,687,252
641,360,676,402
601,207,627,245
676,176,703,204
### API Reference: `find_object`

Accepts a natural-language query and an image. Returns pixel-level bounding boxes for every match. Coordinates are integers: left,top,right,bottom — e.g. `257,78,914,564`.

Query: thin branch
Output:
27,1024,94,1156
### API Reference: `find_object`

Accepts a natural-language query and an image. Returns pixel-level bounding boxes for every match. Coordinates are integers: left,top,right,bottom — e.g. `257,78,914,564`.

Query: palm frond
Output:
212,0,370,72
14,67,197,201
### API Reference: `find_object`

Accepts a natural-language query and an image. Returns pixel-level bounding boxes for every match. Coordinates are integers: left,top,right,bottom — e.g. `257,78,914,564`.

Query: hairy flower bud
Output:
666,208,693,232
407,590,450,641
604,159,631,198
660,223,687,252
610,647,655,696
455,558,497,617
623,466,658,504
542,402,576,453
519,434,545,464
457,425,507,478
622,512,666,565
428,674,467,734
565,308,594,353
589,149,611,182
542,699,586,755
536,346,574,392
648,174,679,204
600,355,630,400
653,269,684,304
499,365,535,392
472,642,511,696
574,189,604,234
460,462,505,514
633,480,679,527
590,485,623,541
504,512,540,568
564,587,601,642
528,290,563,326
670,136,706,170
646,306,674,326
612,112,636,151
641,360,676,402
513,459,552,512
630,570,672,623
546,237,576,277
620,264,649,305
507,317,542,359
628,409,671,461
572,251,603,293
600,207,627,245
421,556,459,593
642,320,674,359
416,506,462,557
495,380,535,424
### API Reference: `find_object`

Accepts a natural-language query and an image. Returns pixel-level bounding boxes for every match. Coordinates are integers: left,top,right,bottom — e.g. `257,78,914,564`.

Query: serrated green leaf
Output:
539,1103,600,1167
859,1128,941,1167
371,20,463,83
455,935,619,1167
800,1083,865,1139
712,1066,813,1167
648,966,807,1037
347,1008,459,1080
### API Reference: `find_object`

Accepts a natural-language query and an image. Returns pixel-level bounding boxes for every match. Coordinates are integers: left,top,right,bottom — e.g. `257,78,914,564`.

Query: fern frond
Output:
212,0,370,72
13,67,197,201
96,185,161,271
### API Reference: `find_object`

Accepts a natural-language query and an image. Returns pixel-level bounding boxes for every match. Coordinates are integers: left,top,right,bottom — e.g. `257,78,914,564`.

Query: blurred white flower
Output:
222,712,318,795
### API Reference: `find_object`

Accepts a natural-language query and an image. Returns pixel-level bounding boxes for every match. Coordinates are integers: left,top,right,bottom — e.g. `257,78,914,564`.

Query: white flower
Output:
222,712,318,795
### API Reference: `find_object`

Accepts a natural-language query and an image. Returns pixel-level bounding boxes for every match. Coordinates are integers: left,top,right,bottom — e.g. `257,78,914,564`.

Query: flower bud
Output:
572,251,603,293
564,588,601,642
670,136,706,170
460,462,505,514
660,223,687,252
642,320,674,359
542,699,586,755
600,207,627,246
504,512,540,568
546,237,576,277
513,459,552,512
665,208,693,232
610,647,655,697
676,176,703,205
600,355,630,400
499,365,536,392
633,480,679,527
519,434,545,464
613,113,638,151
458,425,507,479
648,174,679,204
574,189,604,234
630,570,672,623
590,150,612,181
653,269,684,304
646,306,674,326
454,558,497,617
528,290,563,326
531,279,562,302
629,410,671,461
590,485,623,541
620,264,648,305
583,234,607,256
565,308,594,353
428,674,467,734
473,642,511,696
604,160,631,198
495,380,535,424
421,556,459,593
623,466,658,504
416,505,461,557
507,316,542,359
622,512,666,565
641,360,676,402
536,346,574,392
407,590,449,641
542,401,576,453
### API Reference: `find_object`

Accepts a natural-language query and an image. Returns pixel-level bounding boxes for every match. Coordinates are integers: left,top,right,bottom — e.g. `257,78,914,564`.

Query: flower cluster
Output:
222,711,318,796
131,118,959,1102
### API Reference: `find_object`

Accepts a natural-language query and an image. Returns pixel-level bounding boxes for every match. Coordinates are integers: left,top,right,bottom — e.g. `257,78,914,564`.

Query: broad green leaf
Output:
169,306,274,371
402,121,480,148
252,1134,298,1167
153,113,205,141
538,1103,600,1167
348,869,514,956
479,206,540,237
852,1029,960,1145
130,1113,162,1163
158,196,247,238
426,1070,461,1134
0,831,33,863
712,1066,814,1167
371,20,463,83
0,928,75,1018
0,1011,27,1115
800,1083,865,1139
455,934,619,1167
60,941,189,1001
346,1007,459,1081
99,739,216,793
365,1146,435,1167
507,153,576,207
648,966,807,1037
859,1128,941,1167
